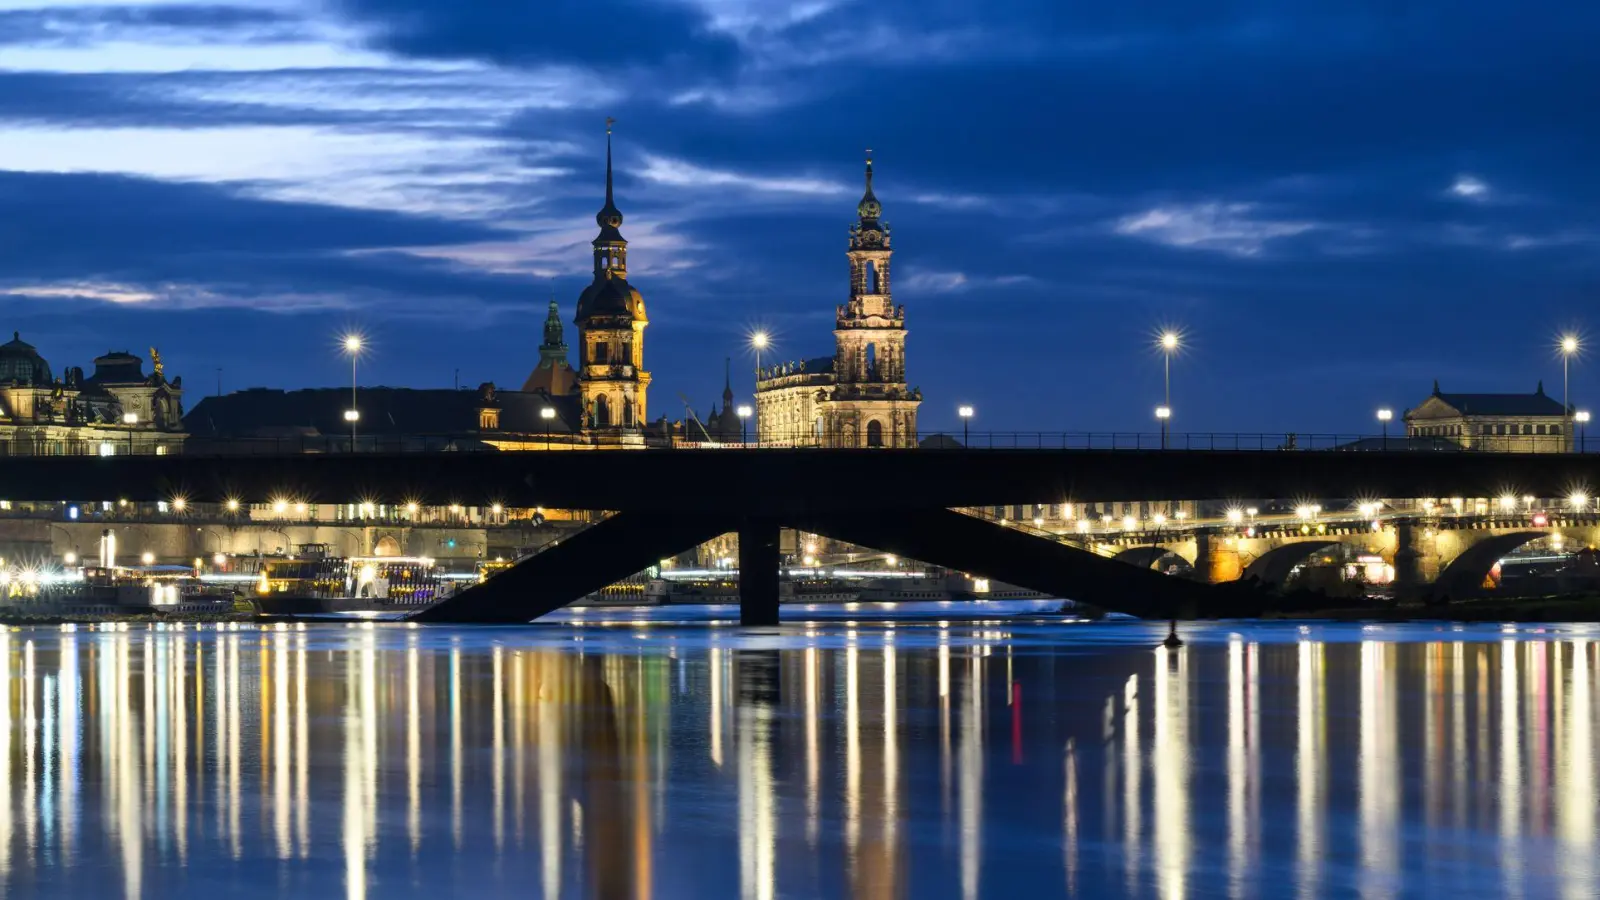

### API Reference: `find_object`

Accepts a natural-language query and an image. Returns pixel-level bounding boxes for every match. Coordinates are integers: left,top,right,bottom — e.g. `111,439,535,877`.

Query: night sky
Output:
3,0,1598,434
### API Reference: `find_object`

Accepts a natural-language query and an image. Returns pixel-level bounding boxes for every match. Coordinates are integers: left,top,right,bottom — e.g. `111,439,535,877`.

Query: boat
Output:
3,566,243,617
252,545,446,615
642,574,862,605
858,570,1053,602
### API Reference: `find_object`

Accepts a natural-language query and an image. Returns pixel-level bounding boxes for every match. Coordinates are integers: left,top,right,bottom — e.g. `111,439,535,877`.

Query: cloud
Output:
899,270,1037,294
637,155,847,196
1449,174,1489,200
1113,202,1318,256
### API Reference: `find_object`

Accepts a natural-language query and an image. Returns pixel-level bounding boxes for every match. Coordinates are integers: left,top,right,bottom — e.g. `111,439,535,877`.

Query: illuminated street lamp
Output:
1158,330,1180,445
1155,406,1171,450
342,333,364,452
1376,408,1393,450
122,411,137,455
736,404,752,445
140,551,154,566
1577,410,1591,453
1561,334,1580,434
958,404,974,446
749,330,770,383
540,406,556,450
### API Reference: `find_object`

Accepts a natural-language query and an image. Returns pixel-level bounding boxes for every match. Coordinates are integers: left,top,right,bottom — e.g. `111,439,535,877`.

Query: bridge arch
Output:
1114,546,1194,574
1241,540,1339,586
1431,531,1549,599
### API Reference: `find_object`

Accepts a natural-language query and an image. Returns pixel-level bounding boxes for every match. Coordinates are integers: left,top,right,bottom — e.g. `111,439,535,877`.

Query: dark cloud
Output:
328,0,738,73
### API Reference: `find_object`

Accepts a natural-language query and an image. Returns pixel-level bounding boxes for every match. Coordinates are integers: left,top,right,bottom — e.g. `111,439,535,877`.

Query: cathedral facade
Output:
755,157,922,447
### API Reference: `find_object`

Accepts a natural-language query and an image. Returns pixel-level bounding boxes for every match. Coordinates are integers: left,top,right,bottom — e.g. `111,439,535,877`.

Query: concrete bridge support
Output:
738,520,781,626
1392,519,1425,595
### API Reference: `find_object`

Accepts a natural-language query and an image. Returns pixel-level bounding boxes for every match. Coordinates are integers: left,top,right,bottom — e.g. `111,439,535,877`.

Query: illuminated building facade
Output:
1404,381,1571,452
0,335,185,455
756,156,922,447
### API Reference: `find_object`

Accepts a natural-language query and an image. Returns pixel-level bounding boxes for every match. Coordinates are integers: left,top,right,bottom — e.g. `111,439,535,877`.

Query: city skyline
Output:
3,1,1599,432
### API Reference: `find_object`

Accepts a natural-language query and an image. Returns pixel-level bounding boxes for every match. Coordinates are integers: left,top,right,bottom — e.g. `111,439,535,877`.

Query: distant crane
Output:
677,392,710,443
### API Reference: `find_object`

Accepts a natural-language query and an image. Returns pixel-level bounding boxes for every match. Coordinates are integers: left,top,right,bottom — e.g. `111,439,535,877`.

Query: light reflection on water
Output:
0,617,1596,897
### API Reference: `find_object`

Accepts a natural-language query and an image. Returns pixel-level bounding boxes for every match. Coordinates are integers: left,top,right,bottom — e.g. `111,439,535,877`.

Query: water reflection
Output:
0,623,1596,897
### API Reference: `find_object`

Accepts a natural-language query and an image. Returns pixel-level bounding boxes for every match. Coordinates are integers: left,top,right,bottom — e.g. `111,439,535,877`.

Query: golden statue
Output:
150,347,163,377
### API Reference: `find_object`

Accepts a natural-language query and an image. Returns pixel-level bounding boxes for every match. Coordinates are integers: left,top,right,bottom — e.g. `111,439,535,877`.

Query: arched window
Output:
867,420,884,448
594,341,609,364
866,261,879,293
595,394,611,427
866,344,878,380
623,398,635,427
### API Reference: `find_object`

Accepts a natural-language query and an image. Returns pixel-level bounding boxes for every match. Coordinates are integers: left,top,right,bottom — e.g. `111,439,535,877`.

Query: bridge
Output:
1,444,1596,623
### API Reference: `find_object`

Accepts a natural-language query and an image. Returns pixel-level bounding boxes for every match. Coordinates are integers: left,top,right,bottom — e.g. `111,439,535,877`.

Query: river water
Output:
1,608,1597,898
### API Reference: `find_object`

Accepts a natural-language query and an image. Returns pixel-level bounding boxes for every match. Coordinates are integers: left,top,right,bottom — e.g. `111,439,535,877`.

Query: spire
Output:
540,284,568,364
1432,379,1440,395
1537,379,1546,396
723,356,734,407
594,116,625,247
857,148,882,223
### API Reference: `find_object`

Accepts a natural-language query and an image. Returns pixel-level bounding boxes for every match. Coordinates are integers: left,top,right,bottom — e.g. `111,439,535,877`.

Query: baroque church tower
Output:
574,120,650,443
825,153,920,447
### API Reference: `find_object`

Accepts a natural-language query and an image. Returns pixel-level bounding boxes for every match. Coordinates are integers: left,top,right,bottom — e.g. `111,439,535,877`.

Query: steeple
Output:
593,117,627,277
722,356,734,409
539,292,568,365
849,149,889,252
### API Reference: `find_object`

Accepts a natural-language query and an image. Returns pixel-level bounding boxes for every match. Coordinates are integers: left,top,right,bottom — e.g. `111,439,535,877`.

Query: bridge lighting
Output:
1570,492,1590,509
491,503,503,516
1033,517,1044,527
1295,505,1314,520
885,555,898,566
1561,335,1581,425
1226,508,1243,524
140,552,154,566
344,409,360,422
1450,497,1464,511
225,498,240,513
1357,503,1375,517
213,553,226,567
1122,516,1137,531
295,502,307,515
343,334,364,355
63,552,77,566
272,497,288,514
342,333,365,450
1155,406,1171,419
1499,495,1517,511
171,497,186,512
1152,513,1167,526
1077,519,1091,533
406,502,419,515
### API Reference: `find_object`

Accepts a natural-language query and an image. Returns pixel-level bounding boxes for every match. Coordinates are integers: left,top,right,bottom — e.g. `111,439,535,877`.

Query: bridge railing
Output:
0,431,1588,456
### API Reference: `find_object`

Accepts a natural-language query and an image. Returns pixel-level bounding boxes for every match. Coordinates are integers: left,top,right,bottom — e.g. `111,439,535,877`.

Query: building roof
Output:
1421,382,1569,417
183,386,581,439
0,332,52,385
1336,436,1465,452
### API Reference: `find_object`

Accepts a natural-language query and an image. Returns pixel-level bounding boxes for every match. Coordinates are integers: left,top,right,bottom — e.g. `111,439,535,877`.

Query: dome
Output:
576,277,646,322
0,332,52,386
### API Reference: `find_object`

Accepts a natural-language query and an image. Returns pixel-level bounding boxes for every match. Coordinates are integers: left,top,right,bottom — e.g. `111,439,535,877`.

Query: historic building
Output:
755,156,922,447
0,334,185,455
1404,381,1571,452
572,120,651,447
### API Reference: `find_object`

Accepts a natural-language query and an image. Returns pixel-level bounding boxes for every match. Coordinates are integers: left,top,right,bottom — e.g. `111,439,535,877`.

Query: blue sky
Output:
3,0,1599,433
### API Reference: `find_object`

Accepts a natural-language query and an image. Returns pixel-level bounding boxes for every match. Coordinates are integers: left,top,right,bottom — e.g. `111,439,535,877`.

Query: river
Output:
0,608,1596,897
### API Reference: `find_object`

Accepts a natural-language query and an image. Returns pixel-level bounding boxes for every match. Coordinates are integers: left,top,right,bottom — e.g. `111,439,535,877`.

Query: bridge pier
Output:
1195,531,1242,584
738,519,782,626
1392,519,1425,596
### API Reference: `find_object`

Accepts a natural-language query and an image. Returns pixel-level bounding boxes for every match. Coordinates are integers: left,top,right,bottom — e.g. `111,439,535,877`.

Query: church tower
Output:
825,153,920,447
574,119,650,443
521,294,577,396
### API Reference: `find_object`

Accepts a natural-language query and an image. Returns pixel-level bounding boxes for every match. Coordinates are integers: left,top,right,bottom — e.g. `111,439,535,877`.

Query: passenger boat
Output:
2,565,242,617
642,575,862,605
858,570,1053,602
252,546,445,615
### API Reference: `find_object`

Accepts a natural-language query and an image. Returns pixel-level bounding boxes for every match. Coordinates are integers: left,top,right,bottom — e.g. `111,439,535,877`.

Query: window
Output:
594,342,609,364
867,420,884,448
595,394,611,427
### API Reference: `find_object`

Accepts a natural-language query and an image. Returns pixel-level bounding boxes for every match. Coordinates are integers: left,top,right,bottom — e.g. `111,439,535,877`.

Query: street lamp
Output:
958,405,974,446
1561,334,1580,435
1578,410,1592,453
343,333,364,452
1155,405,1171,449
1376,408,1393,450
540,406,556,450
736,404,752,445
1158,330,1180,444
122,411,137,455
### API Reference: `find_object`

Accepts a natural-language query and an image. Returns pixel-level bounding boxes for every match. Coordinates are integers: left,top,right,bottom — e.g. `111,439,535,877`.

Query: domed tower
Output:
0,332,53,386
574,119,650,439
825,153,920,447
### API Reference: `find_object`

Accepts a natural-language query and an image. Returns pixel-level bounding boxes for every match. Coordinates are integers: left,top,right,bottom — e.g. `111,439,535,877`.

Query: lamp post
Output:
343,334,363,451
1155,405,1171,449
749,331,769,444
958,405,974,447
736,405,752,445
1562,334,1579,438
1159,331,1180,446
540,406,556,450
1578,410,1591,453
1376,408,1392,450
122,411,137,455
